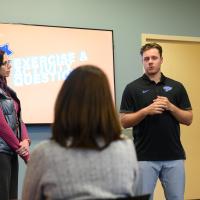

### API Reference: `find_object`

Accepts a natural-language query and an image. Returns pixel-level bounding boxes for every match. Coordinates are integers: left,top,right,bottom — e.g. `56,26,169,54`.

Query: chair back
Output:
93,194,150,200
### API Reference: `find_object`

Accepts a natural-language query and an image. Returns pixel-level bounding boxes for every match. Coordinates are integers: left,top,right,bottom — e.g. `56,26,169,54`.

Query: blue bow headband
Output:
0,44,13,56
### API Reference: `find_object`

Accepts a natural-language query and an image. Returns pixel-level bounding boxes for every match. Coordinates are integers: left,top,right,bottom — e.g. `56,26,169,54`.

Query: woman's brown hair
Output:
52,65,122,149
0,50,5,66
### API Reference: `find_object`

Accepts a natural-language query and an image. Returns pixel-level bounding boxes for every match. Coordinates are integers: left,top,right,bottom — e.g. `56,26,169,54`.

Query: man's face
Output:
142,48,163,76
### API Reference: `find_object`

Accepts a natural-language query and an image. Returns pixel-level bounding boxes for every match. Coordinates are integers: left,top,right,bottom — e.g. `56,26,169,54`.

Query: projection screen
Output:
0,23,115,124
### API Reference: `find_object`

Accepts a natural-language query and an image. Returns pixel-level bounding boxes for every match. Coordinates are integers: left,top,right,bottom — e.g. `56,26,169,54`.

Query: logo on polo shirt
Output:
163,86,172,92
142,89,150,94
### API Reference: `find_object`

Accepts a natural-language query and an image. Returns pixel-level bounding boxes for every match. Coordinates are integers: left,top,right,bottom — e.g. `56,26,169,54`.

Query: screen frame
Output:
0,22,116,125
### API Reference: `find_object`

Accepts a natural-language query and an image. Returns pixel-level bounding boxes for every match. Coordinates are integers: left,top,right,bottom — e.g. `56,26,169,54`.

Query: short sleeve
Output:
177,83,192,110
120,84,135,113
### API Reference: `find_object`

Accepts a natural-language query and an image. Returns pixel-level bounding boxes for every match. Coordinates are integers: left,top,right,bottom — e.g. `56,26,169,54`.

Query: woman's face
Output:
0,54,11,77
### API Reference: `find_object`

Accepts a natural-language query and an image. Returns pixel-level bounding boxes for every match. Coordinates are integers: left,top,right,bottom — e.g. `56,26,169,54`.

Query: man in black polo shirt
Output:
120,43,193,200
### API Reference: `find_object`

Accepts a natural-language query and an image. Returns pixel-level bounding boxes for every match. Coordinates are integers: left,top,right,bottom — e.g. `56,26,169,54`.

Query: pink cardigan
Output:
0,100,30,161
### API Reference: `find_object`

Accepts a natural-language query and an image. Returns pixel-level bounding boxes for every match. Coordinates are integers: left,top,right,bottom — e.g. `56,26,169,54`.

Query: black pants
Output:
0,153,18,200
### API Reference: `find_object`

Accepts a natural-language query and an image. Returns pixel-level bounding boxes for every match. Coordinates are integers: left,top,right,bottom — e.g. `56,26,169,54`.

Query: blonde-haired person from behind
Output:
22,65,139,200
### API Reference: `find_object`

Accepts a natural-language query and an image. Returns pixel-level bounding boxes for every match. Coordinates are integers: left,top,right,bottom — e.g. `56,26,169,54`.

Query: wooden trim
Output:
142,33,200,44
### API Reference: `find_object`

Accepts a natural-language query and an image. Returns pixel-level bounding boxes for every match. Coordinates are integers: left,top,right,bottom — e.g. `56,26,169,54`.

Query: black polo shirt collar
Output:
142,73,167,84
